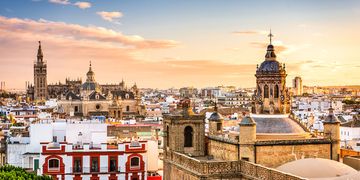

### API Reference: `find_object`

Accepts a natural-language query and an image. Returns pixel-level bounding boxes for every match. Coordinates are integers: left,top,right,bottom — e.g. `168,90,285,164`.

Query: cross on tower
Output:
268,29,274,45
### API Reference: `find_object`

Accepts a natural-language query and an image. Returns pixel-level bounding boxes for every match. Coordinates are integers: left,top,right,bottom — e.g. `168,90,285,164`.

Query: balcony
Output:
68,167,122,174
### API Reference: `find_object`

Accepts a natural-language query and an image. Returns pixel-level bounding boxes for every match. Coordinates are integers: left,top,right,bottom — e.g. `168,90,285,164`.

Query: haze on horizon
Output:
0,0,359,90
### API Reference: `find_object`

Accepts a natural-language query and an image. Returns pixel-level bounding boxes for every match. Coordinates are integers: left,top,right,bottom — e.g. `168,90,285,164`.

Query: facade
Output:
55,63,140,118
7,119,157,180
34,41,48,101
27,42,141,119
293,76,303,96
39,140,148,180
340,116,360,151
179,87,198,98
253,33,290,115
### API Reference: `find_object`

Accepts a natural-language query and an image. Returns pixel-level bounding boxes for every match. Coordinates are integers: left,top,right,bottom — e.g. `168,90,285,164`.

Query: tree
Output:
0,165,52,180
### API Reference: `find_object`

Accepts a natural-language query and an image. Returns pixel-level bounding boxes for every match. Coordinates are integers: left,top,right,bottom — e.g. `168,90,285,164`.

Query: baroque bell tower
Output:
34,41,48,101
253,31,290,114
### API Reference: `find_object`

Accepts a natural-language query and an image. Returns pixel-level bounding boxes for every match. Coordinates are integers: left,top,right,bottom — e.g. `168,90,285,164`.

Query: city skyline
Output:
0,0,360,89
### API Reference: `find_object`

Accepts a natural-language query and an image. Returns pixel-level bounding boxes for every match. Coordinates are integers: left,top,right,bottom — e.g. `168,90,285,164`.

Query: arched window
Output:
184,126,193,147
48,159,59,170
130,157,140,167
264,85,269,98
126,106,130,112
274,84,279,98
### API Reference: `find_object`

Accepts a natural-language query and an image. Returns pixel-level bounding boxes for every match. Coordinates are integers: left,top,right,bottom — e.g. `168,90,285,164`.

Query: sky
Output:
0,0,359,89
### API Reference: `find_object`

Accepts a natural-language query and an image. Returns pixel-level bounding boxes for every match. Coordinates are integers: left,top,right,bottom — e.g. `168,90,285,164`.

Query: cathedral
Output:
163,32,341,179
253,31,290,114
27,41,141,119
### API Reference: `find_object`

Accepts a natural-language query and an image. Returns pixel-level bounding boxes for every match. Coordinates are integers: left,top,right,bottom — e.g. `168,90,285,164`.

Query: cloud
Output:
97,11,123,23
49,0,70,5
74,1,91,9
0,16,178,49
232,30,268,35
49,0,91,9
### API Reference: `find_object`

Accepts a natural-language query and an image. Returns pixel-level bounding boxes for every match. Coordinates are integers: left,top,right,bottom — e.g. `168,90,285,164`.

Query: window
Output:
73,157,82,173
130,157,140,168
126,106,130,112
217,123,222,131
166,126,169,147
48,159,59,170
109,157,117,172
74,106,79,112
52,136,57,142
184,126,193,147
274,85,279,98
264,85,269,98
91,157,99,172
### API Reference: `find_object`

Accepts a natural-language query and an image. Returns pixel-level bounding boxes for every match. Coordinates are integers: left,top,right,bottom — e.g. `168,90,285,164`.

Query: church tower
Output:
163,98,205,179
34,41,48,101
323,105,340,161
253,31,290,114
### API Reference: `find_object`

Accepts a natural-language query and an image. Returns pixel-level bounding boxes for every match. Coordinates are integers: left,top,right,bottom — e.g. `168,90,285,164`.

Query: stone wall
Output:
207,137,239,161
164,151,305,180
256,143,331,168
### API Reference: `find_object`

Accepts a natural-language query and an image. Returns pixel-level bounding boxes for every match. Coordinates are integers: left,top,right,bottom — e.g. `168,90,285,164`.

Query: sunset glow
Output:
0,0,359,89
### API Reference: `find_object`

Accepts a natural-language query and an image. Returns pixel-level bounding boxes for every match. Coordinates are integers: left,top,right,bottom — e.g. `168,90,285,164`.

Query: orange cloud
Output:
0,16,178,49
232,30,267,35
49,0,92,9
74,1,91,9
97,11,123,22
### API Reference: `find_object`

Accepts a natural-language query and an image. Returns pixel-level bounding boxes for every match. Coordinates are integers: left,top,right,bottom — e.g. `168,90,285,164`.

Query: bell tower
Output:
34,41,48,101
253,31,290,114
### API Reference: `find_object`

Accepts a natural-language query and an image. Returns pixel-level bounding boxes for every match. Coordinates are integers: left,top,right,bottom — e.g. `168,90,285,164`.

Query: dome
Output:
87,69,94,76
240,116,256,126
258,60,281,73
324,107,340,123
82,81,101,91
208,112,223,121
276,158,357,179
251,114,306,133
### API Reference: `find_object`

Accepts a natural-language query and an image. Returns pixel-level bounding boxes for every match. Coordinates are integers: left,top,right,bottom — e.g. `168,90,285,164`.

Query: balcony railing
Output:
68,167,122,174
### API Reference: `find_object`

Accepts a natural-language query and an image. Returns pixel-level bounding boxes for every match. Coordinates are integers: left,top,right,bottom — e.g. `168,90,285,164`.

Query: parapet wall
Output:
164,151,306,180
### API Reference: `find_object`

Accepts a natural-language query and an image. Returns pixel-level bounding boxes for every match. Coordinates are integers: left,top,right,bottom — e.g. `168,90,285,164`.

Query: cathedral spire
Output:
37,41,43,62
265,30,276,60
89,61,92,71
86,60,95,82
268,29,273,45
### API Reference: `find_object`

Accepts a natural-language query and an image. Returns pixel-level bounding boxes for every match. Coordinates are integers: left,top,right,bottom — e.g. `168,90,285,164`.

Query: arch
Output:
274,84,279,98
184,126,193,147
48,158,60,170
130,157,140,167
264,84,269,98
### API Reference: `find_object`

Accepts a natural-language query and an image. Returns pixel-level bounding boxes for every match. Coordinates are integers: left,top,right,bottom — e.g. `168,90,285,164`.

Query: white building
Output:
340,117,360,151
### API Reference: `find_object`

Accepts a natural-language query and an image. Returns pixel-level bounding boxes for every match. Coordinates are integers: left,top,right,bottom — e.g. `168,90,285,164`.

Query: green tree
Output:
0,165,52,180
